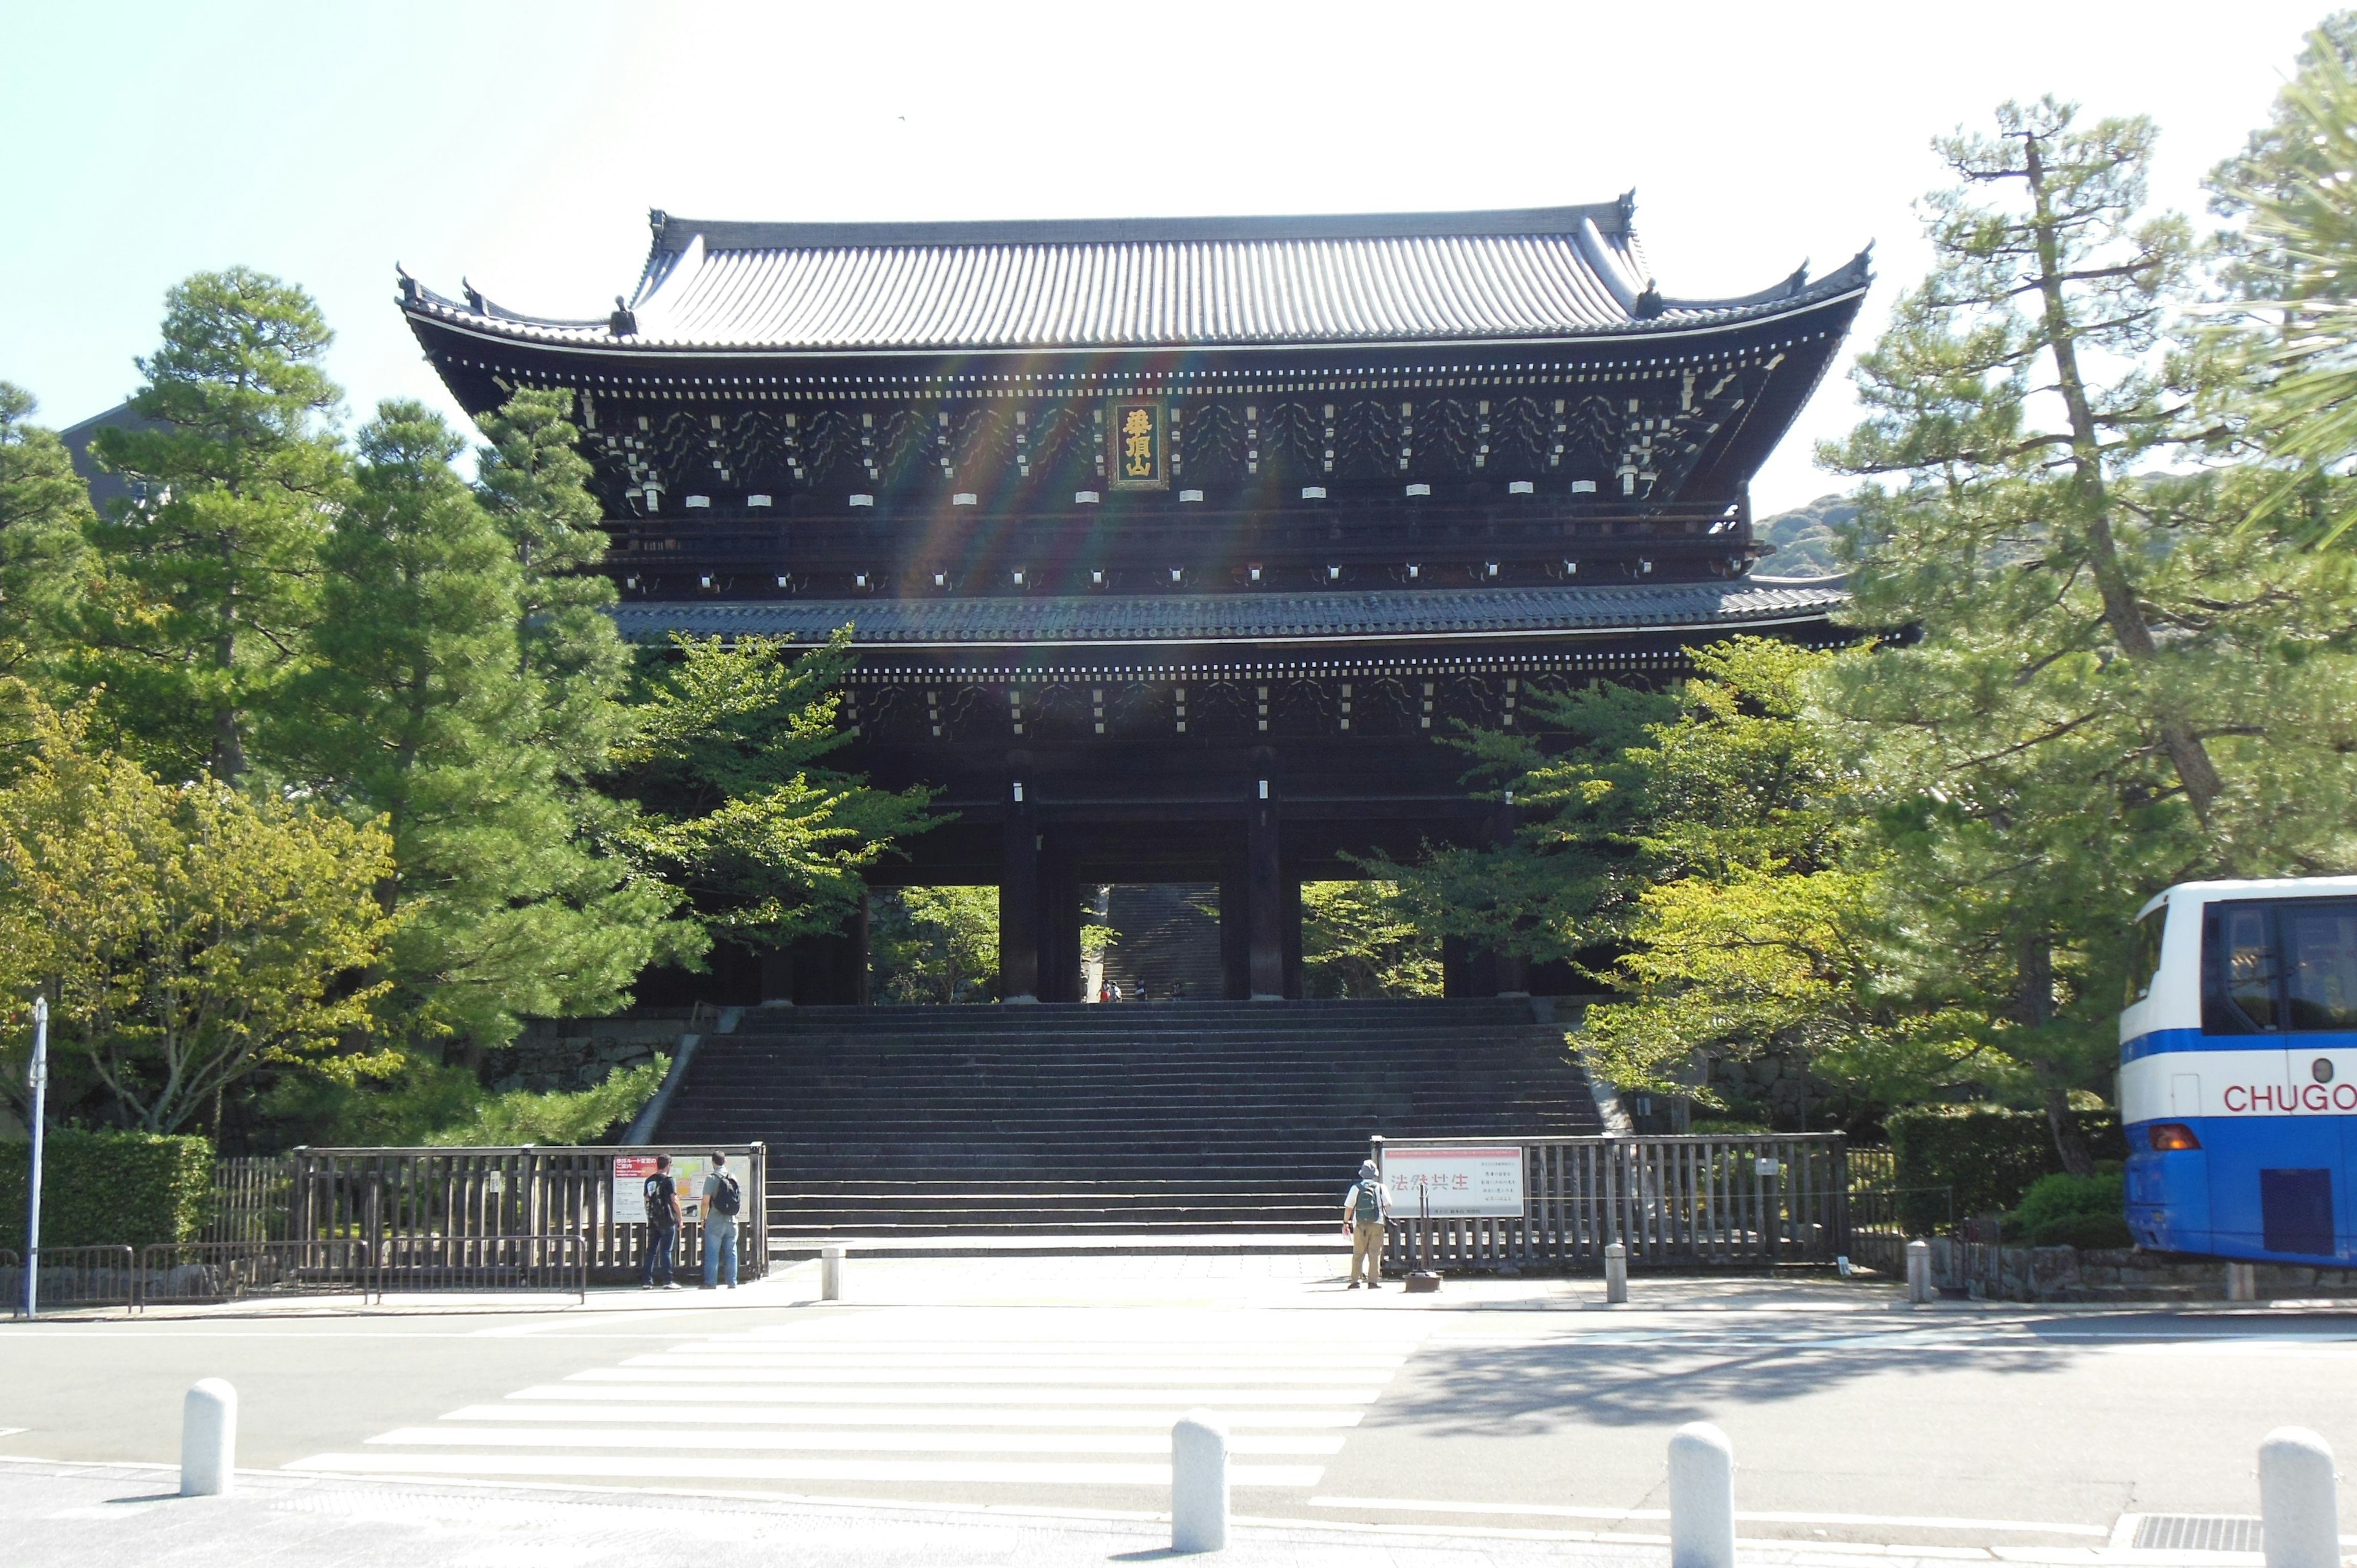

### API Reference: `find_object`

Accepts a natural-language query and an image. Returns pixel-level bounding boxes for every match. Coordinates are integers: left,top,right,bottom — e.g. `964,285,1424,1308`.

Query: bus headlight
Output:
2148,1122,2202,1151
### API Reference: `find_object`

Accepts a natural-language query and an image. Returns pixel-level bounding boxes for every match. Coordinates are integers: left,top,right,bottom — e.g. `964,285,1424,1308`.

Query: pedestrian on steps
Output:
1342,1159,1391,1291
702,1151,743,1289
640,1154,682,1290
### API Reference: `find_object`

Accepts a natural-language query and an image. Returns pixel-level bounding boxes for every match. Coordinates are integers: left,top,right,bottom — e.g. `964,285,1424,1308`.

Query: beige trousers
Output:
1350,1221,1386,1284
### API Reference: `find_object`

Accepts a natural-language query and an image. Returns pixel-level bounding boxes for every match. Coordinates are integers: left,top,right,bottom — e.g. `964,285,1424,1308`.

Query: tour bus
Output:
2122,876,2357,1264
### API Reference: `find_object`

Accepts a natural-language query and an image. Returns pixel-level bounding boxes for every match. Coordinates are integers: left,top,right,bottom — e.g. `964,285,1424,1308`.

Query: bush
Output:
0,1129,212,1249
424,1058,668,1146
1889,1105,2127,1232
2007,1170,2130,1247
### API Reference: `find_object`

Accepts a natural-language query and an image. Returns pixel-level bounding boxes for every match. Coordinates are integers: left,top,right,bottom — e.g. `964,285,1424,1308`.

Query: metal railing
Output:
372,1234,587,1300
1381,1134,1849,1271
138,1240,374,1307
3,1245,139,1313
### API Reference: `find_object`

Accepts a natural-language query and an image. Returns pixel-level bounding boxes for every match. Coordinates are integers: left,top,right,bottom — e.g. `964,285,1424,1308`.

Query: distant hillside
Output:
1754,493,1856,578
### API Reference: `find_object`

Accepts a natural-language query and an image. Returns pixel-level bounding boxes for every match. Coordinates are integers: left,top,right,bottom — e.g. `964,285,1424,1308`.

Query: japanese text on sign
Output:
1107,398,1166,490
1382,1146,1525,1218
614,1154,708,1224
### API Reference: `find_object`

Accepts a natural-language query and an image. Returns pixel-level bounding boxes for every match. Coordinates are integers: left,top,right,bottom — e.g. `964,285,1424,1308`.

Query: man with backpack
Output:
640,1154,681,1290
1342,1159,1391,1290
702,1150,744,1290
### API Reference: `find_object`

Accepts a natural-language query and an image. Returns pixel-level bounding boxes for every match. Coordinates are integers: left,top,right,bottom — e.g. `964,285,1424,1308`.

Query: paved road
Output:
4,1256,2353,1556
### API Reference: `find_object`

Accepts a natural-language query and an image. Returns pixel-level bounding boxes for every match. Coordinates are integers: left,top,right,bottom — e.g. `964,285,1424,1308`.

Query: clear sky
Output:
1,1,2337,514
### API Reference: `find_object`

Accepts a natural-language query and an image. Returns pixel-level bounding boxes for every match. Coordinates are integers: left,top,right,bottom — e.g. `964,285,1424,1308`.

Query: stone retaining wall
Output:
1924,1235,2357,1301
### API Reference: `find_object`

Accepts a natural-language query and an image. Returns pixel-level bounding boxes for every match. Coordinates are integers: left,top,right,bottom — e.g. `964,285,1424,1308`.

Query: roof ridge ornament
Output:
611,296,638,337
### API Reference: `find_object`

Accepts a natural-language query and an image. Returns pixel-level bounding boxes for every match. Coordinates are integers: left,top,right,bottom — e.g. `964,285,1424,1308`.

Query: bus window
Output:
2204,903,2278,1033
2282,902,2357,1031
2126,905,2167,1004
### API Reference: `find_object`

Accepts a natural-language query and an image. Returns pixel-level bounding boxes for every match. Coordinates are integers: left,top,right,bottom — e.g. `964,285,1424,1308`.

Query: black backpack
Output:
711,1173,742,1217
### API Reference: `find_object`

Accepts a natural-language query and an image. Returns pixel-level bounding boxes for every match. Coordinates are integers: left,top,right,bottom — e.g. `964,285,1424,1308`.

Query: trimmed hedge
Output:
0,1130,213,1249
1889,1106,2127,1234
2008,1170,2134,1248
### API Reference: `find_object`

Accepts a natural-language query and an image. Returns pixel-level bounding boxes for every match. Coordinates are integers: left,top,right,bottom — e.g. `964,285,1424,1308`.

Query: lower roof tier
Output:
608,578,1847,652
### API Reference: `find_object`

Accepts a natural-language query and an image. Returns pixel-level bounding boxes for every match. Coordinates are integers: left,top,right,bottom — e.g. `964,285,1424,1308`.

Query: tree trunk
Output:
2016,934,2094,1176
2021,132,2222,827
2043,1081,2097,1180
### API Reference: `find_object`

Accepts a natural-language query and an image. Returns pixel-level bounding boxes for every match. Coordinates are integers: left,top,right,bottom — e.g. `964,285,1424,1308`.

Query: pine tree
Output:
83,270,346,781
1822,98,2357,1167
0,384,91,686
279,400,693,1053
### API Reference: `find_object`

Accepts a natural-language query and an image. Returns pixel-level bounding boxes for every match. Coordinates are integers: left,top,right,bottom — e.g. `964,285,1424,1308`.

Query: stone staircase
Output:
649,998,1604,1252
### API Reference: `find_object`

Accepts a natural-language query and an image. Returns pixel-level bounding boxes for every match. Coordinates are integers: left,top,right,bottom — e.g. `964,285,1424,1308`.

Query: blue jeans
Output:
641,1224,676,1285
702,1221,740,1288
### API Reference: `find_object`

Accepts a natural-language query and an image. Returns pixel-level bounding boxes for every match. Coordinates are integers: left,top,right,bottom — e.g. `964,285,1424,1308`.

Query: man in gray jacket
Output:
1341,1159,1391,1291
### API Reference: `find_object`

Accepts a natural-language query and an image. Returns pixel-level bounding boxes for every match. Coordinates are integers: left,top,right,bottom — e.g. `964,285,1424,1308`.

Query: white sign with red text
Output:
2120,1049,2357,1122
613,1155,707,1224
1382,1146,1526,1219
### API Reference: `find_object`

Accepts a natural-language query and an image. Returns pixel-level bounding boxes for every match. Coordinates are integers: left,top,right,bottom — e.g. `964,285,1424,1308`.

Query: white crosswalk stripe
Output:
288,1321,1422,1494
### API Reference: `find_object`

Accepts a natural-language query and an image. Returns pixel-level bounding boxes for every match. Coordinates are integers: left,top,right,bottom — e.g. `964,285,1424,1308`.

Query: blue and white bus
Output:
2122,876,2357,1264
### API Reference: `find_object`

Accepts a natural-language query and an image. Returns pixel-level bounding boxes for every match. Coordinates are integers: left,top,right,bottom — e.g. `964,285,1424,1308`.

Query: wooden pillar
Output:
1247,765,1283,1000
1218,866,1250,1001
1037,844,1082,1004
1000,769,1039,1003
1281,873,1304,1000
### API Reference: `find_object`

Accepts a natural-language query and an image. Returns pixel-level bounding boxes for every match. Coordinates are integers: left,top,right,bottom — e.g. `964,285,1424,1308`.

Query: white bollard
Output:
2227,1262,2259,1302
1604,1240,1629,1304
1668,1421,1736,1568
2260,1427,2339,1568
180,1378,238,1497
1906,1238,1933,1305
820,1245,845,1301
1171,1408,1230,1553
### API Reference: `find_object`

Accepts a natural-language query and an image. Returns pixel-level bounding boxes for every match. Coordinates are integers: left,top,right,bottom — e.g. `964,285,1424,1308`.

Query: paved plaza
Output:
4,1253,2356,1563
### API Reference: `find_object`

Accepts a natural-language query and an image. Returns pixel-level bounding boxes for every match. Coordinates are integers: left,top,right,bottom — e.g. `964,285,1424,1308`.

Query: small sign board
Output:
1382,1146,1525,1219
1755,1157,1782,1178
614,1155,708,1225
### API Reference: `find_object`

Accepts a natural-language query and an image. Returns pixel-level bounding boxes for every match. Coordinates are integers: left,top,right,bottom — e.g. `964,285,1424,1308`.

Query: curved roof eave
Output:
398,277,1869,363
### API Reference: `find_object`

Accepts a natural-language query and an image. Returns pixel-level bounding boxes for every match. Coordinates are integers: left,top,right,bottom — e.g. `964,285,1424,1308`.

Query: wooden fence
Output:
216,1145,770,1286
206,1157,296,1243
1382,1134,1851,1270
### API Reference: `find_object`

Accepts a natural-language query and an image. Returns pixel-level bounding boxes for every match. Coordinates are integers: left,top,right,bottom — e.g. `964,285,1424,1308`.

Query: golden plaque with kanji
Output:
1106,398,1167,491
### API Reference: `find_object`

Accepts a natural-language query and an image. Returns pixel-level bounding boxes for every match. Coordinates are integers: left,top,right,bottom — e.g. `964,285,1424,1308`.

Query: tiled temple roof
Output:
607,581,1849,649
401,199,1870,355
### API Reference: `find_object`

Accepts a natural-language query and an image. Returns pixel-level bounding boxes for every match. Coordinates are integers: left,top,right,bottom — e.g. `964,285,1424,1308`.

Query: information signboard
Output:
1382,1146,1526,1219
614,1155,708,1224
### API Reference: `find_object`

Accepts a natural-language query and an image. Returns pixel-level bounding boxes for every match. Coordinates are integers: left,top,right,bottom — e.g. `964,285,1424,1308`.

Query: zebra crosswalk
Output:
288,1317,1423,1495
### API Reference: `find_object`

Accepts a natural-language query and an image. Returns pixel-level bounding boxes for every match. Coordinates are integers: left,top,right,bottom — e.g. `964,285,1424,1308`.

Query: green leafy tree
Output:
1821,98,2357,1168
0,686,398,1133
610,630,936,956
1300,881,1441,998
274,399,692,1056
1567,639,1995,1111
869,886,999,1003
1377,678,1674,972
0,384,92,685
82,270,346,781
